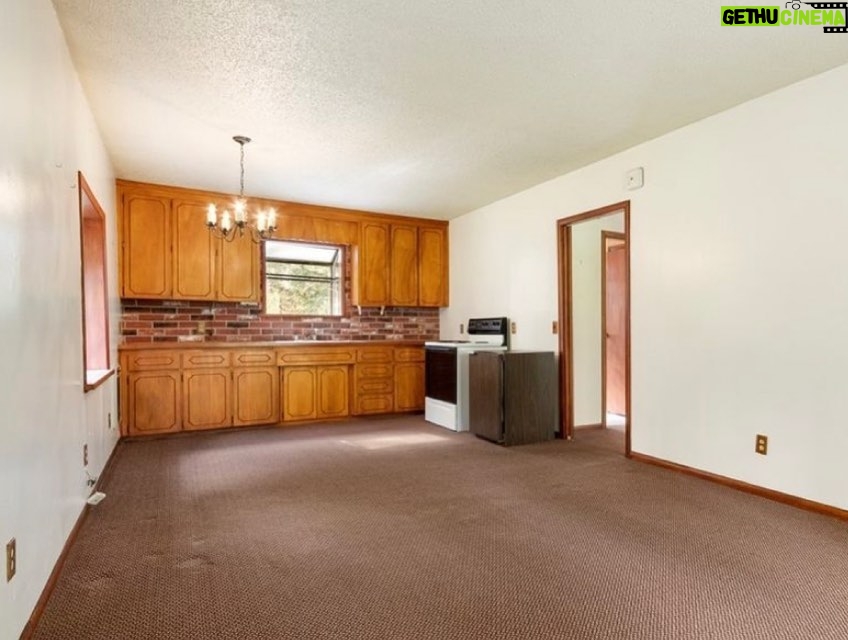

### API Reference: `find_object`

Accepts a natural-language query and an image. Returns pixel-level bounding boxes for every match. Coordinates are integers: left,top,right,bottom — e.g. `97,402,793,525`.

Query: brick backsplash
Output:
120,300,440,343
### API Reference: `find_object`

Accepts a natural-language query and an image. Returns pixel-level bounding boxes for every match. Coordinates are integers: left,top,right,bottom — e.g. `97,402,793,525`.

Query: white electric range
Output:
424,317,509,431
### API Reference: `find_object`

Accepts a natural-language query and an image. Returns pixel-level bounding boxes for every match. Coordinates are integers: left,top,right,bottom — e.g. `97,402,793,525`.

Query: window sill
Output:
85,368,115,392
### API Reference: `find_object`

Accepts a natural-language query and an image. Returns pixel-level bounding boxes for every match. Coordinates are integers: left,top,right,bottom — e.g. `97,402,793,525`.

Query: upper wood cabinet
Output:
119,180,447,307
122,193,172,298
355,220,449,308
119,186,260,303
355,221,391,306
173,200,216,300
390,224,419,306
218,231,261,302
418,225,449,307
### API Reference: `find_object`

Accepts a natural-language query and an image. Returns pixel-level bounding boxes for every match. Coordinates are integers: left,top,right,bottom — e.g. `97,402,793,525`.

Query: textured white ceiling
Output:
51,1,848,219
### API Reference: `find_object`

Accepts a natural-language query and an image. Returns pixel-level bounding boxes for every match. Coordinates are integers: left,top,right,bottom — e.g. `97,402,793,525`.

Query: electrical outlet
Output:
755,434,768,455
83,443,89,467
552,320,558,334
510,321,517,335
459,323,464,334
6,538,15,582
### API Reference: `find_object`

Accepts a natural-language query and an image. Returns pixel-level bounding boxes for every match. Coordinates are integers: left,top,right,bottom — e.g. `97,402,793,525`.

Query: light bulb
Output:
206,204,217,226
221,211,232,232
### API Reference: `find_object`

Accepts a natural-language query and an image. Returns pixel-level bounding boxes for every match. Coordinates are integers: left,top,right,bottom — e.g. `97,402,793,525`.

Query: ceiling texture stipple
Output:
52,0,848,219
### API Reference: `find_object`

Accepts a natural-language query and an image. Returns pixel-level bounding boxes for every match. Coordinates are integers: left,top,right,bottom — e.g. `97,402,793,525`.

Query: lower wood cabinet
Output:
126,371,181,435
393,347,425,412
233,367,280,426
121,343,424,436
183,369,232,431
282,365,350,422
394,362,424,412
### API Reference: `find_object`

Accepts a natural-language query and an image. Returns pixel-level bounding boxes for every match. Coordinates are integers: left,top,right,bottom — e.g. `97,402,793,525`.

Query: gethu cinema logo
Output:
721,3,847,27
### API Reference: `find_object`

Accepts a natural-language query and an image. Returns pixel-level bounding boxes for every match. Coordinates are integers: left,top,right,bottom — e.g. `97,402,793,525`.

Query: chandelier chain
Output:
239,142,245,197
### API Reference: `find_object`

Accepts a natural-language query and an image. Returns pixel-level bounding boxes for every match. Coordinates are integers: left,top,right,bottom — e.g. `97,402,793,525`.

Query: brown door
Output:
605,242,626,416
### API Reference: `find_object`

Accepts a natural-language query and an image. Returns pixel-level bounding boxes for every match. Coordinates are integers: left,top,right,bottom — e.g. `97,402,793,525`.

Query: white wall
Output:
0,2,119,637
571,213,624,426
445,63,848,511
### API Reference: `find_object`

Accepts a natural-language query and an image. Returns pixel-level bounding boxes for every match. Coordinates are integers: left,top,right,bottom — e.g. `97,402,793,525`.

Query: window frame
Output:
78,172,114,392
262,240,344,317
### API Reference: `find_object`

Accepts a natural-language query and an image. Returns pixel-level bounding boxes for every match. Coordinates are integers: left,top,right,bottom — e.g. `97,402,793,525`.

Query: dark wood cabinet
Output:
469,351,556,446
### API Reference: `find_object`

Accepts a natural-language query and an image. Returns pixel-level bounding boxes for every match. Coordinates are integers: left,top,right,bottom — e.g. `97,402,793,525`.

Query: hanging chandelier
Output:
206,135,278,243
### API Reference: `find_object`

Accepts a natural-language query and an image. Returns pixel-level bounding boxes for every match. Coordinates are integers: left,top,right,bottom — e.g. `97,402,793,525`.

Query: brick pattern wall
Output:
120,301,440,343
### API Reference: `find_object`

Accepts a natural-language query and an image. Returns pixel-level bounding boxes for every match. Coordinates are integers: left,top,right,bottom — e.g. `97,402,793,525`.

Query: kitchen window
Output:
264,240,342,316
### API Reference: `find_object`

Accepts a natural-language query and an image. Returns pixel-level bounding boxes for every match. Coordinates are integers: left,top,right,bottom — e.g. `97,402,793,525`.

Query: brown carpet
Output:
31,416,848,639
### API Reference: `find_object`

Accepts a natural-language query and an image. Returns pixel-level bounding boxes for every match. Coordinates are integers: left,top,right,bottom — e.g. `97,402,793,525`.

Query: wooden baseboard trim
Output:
20,439,124,640
574,423,604,430
630,452,848,522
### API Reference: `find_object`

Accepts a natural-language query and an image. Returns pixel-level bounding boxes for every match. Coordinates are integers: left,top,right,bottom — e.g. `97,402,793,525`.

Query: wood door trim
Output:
556,201,631,456
600,231,626,429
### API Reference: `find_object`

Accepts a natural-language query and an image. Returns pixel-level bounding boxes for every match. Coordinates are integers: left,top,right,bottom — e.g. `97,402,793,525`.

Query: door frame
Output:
556,201,631,456
601,230,626,430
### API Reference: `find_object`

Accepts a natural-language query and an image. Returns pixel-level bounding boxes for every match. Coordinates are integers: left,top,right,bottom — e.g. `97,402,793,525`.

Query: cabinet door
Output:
317,365,349,418
282,367,317,421
418,226,448,307
218,232,261,302
233,367,280,426
172,200,216,300
390,224,419,306
183,369,232,431
355,222,390,306
127,371,181,435
122,193,172,298
394,362,425,412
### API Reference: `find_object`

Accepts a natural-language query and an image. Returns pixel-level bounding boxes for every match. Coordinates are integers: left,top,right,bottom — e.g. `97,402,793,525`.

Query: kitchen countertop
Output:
118,339,427,351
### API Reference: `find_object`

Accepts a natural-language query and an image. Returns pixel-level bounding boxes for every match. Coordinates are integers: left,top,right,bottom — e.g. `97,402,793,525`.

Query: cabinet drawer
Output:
181,351,231,369
394,347,424,363
356,347,393,363
356,379,393,395
354,395,394,415
232,349,275,367
277,348,355,366
125,351,179,372
355,363,393,379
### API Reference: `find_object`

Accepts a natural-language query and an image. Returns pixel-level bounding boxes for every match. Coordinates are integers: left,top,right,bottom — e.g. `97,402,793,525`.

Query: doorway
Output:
557,202,631,456
602,231,626,430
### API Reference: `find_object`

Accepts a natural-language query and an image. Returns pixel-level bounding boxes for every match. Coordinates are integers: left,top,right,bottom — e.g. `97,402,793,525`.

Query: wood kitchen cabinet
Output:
232,349,279,426
418,225,448,307
123,349,181,436
354,221,390,306
317,366,350,418
182,368,232,431
282,365,349,421
122,193,172,298
181,350,232,431
126,371,181,435
390,224,419,306
356,220,448,308
282,367,318,421
353,347,394,415
172,199,216,300
119,184,260,303
394,347,425,412
218,230,261,302
120,343,424,436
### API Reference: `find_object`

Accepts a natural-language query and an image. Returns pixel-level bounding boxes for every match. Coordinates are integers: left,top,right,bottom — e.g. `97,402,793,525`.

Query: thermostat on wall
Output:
626,167,644,190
